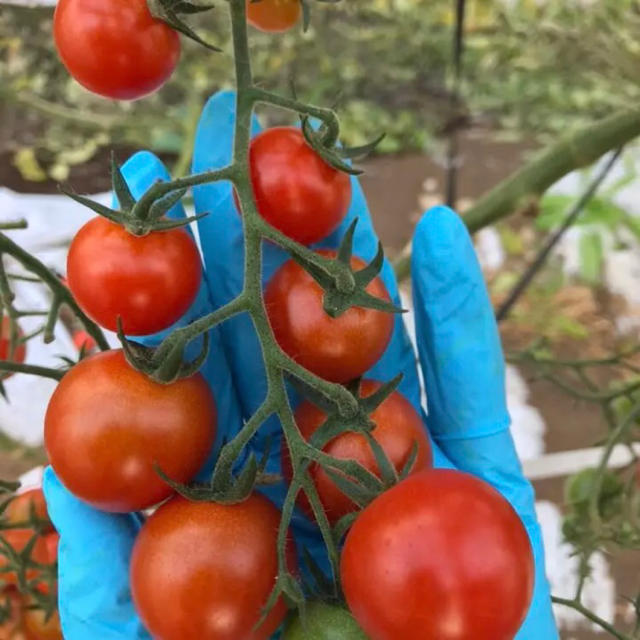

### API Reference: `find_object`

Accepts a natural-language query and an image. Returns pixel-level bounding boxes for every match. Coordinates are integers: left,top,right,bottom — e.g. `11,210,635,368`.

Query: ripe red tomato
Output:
265,251,394,382
283,380,432,524
0,318,26,379
67,217,201,336
6,490,52,533
341,469,534,640
246,0,301,33
53,0,180,100
131,494,295,640
0,531,51,592
44,350,216,513
22,595,62,640
247,128,351,245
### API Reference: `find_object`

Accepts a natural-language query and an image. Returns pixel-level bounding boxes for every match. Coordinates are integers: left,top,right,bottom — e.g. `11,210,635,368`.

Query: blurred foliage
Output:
2,0,640,180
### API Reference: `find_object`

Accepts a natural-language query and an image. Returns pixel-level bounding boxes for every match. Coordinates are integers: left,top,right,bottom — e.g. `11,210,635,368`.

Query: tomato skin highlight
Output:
0,318,26,380
265,251,394,383
44,350,216,513
67,217,201,336
53,0,180,100
341,469,535,640
6,490,52,533
246,0,301,33
131,494,294,640
248,128,351,245
283,380,432,524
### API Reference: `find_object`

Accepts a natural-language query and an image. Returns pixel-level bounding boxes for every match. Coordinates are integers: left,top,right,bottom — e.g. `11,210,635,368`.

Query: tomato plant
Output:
341,469,534,640
0,531,52,593
130,494,295,640
247,128,352,245
283,380,432,523
6,491,52,533
246,0,301,33
53,0,181,100
44,350,216,512
283,601,367,640
265,251,394,383
67,217,202,336
0,318,26,379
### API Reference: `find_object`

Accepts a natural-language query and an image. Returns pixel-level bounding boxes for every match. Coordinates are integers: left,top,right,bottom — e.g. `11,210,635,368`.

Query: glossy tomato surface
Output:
265,251,394,382
0,317,26,379
246,0,301,32
44,350,216,512
131,494,294,640
248,128,351,245
67,217,201,336
6,490,52,532
341,469,534,640
283,380,432,524
54,0,180,100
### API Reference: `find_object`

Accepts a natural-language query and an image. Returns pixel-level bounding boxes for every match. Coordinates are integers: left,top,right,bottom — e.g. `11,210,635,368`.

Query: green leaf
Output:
578,231,603,285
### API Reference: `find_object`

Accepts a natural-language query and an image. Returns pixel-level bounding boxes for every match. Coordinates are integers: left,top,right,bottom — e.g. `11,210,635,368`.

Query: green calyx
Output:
301,117,385,176
62,155,205,236
147,0,221,52
287,219,404,318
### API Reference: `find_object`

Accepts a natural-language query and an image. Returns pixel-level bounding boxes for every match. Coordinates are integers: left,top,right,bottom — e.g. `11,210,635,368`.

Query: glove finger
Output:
113,151,244,477
411,205,557,638
43,467,150,639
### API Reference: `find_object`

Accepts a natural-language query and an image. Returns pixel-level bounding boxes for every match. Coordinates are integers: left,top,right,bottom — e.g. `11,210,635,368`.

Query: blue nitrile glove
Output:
43,90,558,639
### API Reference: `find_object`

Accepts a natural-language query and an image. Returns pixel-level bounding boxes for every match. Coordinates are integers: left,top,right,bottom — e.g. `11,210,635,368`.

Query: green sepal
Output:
149,0,221,51
111,154,136,211
399,440,420,480
337,133,386,160
332,512,358,541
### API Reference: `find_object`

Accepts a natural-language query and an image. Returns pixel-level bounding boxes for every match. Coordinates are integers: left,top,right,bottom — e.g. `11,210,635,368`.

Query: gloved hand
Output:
43,90,558,639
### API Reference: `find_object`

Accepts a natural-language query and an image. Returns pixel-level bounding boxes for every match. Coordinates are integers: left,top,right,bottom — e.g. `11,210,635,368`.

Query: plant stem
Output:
552,597,632,640
0,361,65,381
0,232,109,352
496,147,623,322
393,108,640,281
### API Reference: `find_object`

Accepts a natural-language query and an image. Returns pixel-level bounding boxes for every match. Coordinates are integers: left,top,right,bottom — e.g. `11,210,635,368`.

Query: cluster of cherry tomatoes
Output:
0,489,62,640
41,0,538,638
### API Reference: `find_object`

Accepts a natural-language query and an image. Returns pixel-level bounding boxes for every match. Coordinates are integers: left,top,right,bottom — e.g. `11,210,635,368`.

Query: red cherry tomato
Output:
265,251,394,382
131,494,295,640
247,128,351,245
71,330,97,354
44,350,216,513
6,490,52,533
283,380,432,524
67,217,202,336
341,469,535,640
246,0,301,33
0,318,26,380
53,0,180,100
